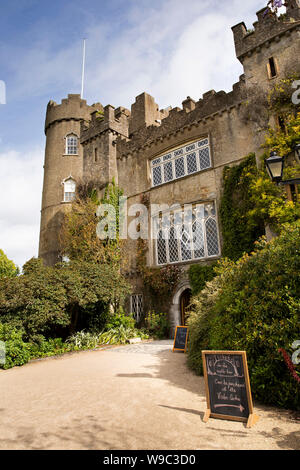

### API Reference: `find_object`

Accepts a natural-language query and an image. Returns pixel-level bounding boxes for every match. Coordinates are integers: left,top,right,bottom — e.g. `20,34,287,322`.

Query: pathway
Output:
0,340,298,450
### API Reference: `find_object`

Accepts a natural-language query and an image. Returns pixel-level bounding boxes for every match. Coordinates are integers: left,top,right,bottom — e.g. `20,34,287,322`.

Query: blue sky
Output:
0,0,268,269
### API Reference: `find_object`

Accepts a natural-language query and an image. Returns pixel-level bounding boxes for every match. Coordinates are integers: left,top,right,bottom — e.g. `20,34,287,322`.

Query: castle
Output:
39,1,300,335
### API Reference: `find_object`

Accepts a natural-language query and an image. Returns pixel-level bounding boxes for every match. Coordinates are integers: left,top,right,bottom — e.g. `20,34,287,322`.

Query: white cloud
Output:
6,0,264,109
0,147,44,269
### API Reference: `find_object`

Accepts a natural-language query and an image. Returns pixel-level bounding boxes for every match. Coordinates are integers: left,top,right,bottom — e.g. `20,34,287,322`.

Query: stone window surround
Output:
61,176,76,203
63,133,79,156
149,136,212,188
130,294,143,322
267,56,279,80
150,199,221,267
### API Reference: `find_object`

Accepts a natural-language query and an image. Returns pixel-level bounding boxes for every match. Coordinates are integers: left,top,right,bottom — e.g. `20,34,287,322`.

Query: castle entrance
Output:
180,289,192,326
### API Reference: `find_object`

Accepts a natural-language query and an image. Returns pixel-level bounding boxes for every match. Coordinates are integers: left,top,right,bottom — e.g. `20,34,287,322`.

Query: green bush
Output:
27,336,72,358
105,309,136,330
98,325,149,345
144,311,170,339
187,223,300,410
188,263,217,296
0,323,30,369
66,330,101,350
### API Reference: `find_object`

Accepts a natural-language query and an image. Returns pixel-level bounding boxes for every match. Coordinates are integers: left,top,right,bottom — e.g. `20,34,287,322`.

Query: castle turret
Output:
39,94,102,266
232,1,300,89
231,1,300,160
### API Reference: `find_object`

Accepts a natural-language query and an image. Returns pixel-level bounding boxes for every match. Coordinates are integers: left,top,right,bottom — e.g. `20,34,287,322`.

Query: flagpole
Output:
81,38,86,99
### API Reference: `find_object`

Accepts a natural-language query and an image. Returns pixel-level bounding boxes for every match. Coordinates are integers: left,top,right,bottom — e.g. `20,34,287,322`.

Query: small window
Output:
286,184,299,203
65,134,78,155
278,115,286,132
130,294,143,322
63,178,76,202
95,148,98,162
267,57,278,79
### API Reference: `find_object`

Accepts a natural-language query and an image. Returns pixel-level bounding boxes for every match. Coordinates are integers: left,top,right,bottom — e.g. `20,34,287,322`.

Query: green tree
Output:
0,250,18,279
60,179,125,267
0,258,130,340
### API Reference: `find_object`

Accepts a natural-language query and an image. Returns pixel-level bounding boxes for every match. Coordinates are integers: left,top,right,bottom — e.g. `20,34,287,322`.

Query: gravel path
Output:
0,340,299,450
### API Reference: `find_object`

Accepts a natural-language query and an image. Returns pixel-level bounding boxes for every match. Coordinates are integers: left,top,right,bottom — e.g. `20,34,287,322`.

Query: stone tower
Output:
39,94,102,266
231,0,300,156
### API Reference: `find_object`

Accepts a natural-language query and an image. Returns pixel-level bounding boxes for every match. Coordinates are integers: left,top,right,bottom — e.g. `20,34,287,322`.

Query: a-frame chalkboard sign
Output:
202,351,259,428
173,326,189,353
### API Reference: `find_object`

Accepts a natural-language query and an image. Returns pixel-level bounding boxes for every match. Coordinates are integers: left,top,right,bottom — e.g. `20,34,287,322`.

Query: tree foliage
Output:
60,179,125,267
187,223,300,410
0,249,18,279
0,258,130,340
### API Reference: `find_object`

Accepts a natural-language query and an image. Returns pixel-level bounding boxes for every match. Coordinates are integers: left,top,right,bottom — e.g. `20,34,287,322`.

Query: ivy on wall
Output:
219,153,265,261
188,263,217,296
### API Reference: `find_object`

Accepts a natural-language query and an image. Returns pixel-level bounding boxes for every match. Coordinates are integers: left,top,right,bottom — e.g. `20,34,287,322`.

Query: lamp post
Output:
266,149,300,185
265,151,284,184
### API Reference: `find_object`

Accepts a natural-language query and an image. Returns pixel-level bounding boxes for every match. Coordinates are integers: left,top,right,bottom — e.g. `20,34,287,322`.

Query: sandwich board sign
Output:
202,351,259,428
173,326,189,353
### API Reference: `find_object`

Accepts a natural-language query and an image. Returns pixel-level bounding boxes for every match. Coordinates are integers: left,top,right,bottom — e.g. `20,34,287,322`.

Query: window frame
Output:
62,177,76,203
65,134,79,156
152,202,220,266
130,294,143,322
267,57,279,80
150,137,211,188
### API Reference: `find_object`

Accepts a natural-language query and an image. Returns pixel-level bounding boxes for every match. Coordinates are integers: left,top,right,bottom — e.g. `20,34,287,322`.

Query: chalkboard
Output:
173,326,189,352
202,351,259,428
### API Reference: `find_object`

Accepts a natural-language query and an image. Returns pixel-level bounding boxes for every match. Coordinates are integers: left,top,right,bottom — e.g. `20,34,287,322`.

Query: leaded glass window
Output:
130,294,143,322
153,202,219,265
151,137,211,187
65,134,78,155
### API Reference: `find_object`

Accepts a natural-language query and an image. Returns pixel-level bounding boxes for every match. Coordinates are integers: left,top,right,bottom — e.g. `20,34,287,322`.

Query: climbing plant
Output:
219,154,265,261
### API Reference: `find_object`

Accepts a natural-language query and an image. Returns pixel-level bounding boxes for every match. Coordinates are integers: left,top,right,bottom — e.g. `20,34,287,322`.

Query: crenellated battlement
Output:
45,94,102,133
115,75,247,158
80,103,130,144
232,1,300,62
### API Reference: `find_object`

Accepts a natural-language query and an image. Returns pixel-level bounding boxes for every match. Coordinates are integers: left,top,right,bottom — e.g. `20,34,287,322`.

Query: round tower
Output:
39,94,101,266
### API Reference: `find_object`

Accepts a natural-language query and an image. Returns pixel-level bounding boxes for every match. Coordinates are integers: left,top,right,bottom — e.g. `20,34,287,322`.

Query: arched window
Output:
65,134,78,155
63,177,76,202
154,202,220,265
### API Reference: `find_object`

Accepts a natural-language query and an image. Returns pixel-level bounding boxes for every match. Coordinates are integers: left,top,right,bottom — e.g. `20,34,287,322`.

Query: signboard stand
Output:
202,351,259,428
173,326,189,353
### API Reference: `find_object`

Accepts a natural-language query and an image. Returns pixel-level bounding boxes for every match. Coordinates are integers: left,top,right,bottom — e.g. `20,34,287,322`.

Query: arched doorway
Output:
169,280,191,337
180,288,192,326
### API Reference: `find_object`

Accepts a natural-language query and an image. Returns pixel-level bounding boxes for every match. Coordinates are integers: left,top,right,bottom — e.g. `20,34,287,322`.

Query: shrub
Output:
144,311,170,339
188,263,217,296
0,323,30,369
98,325,148,345
105,309,136,330
66,330,101,350
187,223,300,410
27,336,71,358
